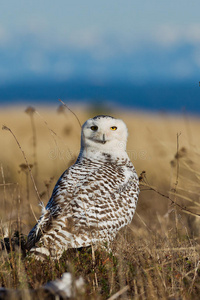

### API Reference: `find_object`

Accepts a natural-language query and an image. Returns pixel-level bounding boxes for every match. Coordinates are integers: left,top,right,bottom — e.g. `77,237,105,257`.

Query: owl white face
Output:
81,115,128,153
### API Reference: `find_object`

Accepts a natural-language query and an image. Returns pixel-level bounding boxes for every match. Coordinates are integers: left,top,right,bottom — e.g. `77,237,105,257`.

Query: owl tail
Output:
26,209,51,250
25,223,43,250
28,244,63,261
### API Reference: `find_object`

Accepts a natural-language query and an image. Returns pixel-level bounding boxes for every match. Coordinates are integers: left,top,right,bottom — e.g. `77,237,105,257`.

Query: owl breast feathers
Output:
26,115,139,260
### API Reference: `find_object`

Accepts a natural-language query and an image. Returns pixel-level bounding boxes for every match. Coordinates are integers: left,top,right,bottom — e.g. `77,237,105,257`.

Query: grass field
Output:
0,105,200,299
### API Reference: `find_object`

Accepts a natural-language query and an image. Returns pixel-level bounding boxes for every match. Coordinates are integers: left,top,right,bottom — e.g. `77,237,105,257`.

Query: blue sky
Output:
0,0,200,84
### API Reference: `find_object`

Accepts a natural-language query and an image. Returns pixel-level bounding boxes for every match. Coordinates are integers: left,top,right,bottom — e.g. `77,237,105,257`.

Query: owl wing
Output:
26,168,75,250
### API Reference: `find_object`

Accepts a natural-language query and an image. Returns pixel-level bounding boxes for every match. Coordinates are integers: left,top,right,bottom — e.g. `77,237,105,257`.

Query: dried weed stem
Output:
2,125,42,206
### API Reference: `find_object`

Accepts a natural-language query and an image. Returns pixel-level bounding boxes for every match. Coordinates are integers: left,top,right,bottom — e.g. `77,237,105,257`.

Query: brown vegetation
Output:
0,105,200,299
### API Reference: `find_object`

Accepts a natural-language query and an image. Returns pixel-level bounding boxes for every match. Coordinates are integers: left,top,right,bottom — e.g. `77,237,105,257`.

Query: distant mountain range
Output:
0,79,199,114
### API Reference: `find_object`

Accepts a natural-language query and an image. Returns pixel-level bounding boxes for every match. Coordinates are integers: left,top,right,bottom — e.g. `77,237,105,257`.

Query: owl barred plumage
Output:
26,115,139,260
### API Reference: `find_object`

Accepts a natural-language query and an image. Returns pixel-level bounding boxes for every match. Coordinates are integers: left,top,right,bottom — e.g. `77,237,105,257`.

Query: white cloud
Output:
152,24,200,48
2,20,200,60
25,51,48,73
152,25,182,47
1,20,200,83
0,26,11,46
185,24,200,44
172,59,194,79
67,28,101,49
193,46,200,67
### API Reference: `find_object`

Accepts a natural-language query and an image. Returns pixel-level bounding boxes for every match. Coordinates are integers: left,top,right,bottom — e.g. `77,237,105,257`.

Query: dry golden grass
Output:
0,105,200,299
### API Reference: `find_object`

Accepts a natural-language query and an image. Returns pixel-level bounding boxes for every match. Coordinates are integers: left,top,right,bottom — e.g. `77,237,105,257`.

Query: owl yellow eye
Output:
110,126,117,131
91,125,98,131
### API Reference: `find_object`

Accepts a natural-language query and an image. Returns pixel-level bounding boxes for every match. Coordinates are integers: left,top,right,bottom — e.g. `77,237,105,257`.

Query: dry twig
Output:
59,99,82,128
2,125,43,206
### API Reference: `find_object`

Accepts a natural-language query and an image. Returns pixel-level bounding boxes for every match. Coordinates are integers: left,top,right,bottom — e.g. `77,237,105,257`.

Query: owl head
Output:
81,115,128,154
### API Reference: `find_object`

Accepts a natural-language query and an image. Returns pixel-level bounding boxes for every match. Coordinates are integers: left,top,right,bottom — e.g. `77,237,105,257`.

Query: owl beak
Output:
102,134,106,144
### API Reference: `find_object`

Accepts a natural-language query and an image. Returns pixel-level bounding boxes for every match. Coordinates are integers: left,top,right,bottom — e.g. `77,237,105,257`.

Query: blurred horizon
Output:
0,1,200,113
1,80,200,116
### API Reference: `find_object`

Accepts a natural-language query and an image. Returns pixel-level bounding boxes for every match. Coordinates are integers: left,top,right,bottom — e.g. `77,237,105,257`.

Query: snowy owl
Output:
26,115,139,259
